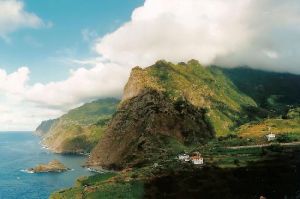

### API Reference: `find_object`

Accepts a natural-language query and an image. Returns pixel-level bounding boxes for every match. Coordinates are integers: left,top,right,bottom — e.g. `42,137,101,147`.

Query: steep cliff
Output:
35,119,58,136
88,89,213,169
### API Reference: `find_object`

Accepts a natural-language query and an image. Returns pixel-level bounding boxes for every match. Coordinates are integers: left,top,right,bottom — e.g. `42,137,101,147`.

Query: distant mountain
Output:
221,67,300,112
35,119,58,136
35,98,119,153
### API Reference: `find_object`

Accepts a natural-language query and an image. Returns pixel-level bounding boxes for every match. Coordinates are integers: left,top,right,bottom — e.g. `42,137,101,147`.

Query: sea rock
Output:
27,160,70,173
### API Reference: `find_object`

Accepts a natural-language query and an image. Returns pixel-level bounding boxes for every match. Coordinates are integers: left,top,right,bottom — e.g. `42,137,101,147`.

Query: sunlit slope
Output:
36,98,119,153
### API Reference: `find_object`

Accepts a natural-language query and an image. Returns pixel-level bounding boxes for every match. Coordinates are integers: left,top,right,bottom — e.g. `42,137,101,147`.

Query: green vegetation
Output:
277,133,300,142
49,61,300,198
52,143,300,198
64,98,119,125
222,67,300,112
217,134,255,146
238,118,300,142
144,60,257,136
287,107,300,119
50,172,144,199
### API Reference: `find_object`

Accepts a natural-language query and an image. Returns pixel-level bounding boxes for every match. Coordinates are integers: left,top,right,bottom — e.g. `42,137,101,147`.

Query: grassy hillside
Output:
237,117,300,145
287,107,300,119
36,98,119,153
239,118,300,137
63,98,119,125
222,67,300,113
123,60,257,136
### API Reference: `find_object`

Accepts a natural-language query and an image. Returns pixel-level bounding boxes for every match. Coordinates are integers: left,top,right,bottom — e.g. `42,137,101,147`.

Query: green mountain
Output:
221,67,300,113
35,98,119,153
87,60,261,169
51,60,300,198
123,60,258,136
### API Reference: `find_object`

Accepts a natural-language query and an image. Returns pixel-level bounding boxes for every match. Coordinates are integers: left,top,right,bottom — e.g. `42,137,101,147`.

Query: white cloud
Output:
95,0,300,74
0,66,29,95
24,62,129,109
0,62,129,130
0,67,63,130
0,0,44,40
262,50,279,59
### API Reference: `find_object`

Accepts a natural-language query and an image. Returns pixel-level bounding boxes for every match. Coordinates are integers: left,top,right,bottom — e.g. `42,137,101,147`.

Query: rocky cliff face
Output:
122,66,164,101
88,89,213,169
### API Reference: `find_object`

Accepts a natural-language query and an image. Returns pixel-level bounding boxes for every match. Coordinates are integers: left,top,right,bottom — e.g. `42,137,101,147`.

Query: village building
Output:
266,133,276,141
190,152,204,165
265,127,276,141
178,152,204,165
178,153,190,162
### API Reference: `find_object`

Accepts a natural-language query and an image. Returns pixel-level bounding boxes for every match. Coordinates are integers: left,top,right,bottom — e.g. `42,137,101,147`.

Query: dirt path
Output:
226,141,300,149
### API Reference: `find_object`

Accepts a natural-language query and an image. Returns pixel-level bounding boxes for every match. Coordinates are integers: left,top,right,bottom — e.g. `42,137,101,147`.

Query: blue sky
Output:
0,0,143,83
0,0,299,130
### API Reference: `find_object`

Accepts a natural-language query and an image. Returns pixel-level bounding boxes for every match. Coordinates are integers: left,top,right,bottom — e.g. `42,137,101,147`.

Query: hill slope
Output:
35,98,119,153
222,67,300,113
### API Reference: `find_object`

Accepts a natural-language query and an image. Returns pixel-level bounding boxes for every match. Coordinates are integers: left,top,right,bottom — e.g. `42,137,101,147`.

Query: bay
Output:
0,132,92,199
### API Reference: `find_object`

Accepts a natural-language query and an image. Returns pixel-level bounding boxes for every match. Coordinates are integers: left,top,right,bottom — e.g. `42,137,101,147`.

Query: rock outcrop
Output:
88,89,214,169
27,160,69,173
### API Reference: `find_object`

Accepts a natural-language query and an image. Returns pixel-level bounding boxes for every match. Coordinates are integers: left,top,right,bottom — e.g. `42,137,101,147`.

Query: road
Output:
226,141,300,149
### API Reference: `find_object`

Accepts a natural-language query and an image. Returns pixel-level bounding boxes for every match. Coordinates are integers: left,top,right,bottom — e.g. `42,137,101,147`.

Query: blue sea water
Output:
0,132,93,199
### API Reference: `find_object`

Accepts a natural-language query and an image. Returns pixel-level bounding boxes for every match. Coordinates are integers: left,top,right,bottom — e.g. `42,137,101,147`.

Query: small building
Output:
190,152,204,165
266,133,276,141
178,154,190,162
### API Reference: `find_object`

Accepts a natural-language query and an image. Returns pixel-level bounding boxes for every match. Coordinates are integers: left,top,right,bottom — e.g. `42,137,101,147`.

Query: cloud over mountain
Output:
96,0,300,74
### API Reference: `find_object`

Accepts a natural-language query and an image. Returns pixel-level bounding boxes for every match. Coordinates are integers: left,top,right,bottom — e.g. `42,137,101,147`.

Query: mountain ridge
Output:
87,60,268,169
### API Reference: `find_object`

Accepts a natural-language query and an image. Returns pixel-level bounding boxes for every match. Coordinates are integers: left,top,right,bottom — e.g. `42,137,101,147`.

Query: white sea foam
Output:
20,169,34,174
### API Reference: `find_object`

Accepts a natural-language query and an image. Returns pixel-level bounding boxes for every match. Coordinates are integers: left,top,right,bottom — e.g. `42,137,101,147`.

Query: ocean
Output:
0,132,93,199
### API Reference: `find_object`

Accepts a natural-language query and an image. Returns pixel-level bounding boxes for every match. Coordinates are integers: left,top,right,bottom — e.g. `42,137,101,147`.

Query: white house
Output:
190,152,204,165
178,154,190,162
191,155,204,165
266,133,276,141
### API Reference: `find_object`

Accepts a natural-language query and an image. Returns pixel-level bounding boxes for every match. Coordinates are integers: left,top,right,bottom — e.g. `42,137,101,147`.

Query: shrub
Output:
266,144,282,152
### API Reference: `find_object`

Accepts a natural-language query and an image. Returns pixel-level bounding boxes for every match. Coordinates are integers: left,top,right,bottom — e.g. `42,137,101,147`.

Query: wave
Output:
20,169,34,174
